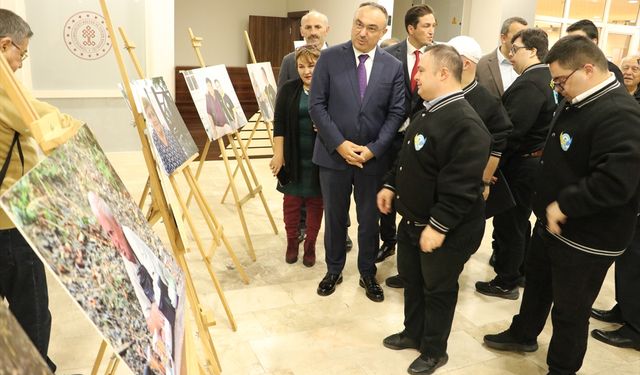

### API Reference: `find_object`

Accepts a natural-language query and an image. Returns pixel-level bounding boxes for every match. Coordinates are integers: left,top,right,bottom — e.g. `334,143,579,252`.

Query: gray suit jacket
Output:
277,51,297,91
309,41,405,175
476,48,504,99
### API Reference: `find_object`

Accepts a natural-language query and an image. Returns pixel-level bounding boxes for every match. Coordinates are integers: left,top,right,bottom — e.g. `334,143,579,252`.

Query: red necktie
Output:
411,50,421,92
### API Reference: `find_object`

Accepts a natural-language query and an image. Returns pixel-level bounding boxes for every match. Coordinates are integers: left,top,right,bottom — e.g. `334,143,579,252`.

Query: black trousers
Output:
0,228,56,372
492,155,539,287
615,220,640,340
319,166,381,277
378,132,405,245
510,222,615,375
397,217,485,357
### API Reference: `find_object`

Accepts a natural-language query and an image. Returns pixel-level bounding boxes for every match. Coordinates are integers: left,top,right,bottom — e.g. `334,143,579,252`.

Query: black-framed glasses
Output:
550,68,579,91
10,40,28,61
509,44,528,55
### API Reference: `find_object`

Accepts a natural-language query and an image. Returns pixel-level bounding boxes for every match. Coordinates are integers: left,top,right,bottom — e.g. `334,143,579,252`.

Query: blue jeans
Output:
0,228,56,372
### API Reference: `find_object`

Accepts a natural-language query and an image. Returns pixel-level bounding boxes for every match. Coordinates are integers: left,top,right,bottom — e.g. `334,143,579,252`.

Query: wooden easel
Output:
218,32,276,204
90,340,119,375
99,0,221,373
185,27,278,262
118,26,248,284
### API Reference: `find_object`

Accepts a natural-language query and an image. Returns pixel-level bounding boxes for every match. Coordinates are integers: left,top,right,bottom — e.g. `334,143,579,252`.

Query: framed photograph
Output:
0,304,53,375
247,62,277,122
182,65,248,141
131,77,199,176
0,125,186,375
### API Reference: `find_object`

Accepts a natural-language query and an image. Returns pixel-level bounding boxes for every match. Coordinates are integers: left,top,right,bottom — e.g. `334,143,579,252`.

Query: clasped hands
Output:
337,140,373,168
377,187,445,253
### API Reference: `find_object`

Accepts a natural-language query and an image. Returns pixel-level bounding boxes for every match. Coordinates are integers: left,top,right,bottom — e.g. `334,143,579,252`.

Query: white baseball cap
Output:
447,36,482,64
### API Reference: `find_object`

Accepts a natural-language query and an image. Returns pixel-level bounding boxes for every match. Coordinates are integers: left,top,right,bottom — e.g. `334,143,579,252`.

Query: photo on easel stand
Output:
247,62,277,122
0,304,53,375
131,77,199,176
182,65,248,141
0,126,186,375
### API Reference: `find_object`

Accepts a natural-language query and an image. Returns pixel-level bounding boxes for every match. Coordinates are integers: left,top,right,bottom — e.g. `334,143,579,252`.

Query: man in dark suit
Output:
377,5,436,286
277,10,330,90
476,28,556,300
309,2,405,302
476,17,528,99
566,19,624,84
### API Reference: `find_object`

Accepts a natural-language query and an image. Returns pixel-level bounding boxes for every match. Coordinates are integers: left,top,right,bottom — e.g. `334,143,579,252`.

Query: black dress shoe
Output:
385,274,405,289
346,235,353,252
591,327,640,350
475,279,519,300
359,276,384,302
591,305,623,324
484,329,538,352
317,273,343,296
408,353,448,374
383,332,419,350
375,242,396,263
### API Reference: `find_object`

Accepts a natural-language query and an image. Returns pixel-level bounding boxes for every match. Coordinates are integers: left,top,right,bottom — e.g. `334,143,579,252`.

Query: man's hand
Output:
353,145,374,163
546,201,567,235
336,141,365,168
377,188,395,214
419,225,446,253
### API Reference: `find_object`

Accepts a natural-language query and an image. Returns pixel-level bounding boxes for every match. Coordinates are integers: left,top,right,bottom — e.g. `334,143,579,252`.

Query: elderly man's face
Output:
0,36,29,72
351,6,387,53
621,56,640,90
96,213,134,261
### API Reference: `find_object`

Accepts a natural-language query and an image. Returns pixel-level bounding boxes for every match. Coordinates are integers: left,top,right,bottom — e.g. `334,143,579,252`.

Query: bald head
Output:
300,10,330,48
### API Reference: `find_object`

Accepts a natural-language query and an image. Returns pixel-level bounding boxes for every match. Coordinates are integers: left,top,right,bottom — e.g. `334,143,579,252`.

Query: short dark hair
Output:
566,19,599,41
500,17,528,35
0,9,33,43
545,34,608,71
512,28,548,62
426,44,462,83
405,5,434,33
358,2,388,19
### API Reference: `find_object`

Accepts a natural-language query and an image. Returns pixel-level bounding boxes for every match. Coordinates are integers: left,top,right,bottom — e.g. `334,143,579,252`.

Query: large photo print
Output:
0,304,53,375
0,126,186,375
182,65,248,141
247,62,277,122
132,77,199,176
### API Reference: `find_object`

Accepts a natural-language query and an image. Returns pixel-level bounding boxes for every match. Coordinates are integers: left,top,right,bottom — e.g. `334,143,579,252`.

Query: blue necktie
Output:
357,54,369,100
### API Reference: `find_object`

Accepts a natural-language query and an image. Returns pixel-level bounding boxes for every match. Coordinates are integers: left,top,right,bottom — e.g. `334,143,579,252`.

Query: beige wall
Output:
175,0,288,67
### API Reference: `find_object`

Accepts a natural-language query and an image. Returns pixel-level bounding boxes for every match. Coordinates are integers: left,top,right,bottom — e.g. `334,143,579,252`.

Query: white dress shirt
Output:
497,48,519,92
353,45,377,84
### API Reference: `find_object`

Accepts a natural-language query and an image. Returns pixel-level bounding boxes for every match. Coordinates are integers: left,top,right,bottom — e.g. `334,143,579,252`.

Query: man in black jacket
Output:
476,28,556,300
376,4,436,274
378,44,491,375
484,35,640,375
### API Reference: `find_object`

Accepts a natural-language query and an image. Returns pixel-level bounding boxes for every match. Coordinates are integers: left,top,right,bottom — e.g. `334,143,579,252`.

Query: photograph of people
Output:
88,191,183,375
205,77,234,139
184,65,248,141
269,45,324,267
248,63,278,122
140,95,189,176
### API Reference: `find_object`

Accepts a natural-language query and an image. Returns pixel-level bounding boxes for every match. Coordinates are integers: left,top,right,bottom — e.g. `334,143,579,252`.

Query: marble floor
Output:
46,152,640,375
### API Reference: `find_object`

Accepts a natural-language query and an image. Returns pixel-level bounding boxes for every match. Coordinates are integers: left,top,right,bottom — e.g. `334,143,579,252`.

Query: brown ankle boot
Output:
286,239,299,264
302,239,316,267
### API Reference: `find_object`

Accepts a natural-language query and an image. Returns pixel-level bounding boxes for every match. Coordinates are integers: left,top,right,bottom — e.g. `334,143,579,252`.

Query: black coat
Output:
463,80,512,157
273,78,318,186
384,92,492,233
502,63,557,159
533,79,640,255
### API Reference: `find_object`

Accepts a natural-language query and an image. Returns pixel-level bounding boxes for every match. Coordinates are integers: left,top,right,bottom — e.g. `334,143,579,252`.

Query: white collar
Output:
571,72,616,105
406,38,428,55
496,48,511,65
353,45,377,60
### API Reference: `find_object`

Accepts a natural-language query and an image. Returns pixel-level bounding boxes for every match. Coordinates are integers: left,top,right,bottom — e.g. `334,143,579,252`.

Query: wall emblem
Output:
63,11,111,60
